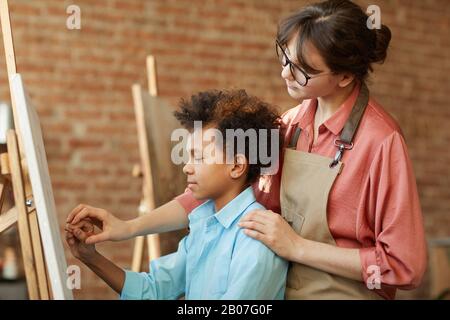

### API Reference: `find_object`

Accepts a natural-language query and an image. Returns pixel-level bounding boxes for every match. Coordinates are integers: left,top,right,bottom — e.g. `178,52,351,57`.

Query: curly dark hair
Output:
174,89,281,184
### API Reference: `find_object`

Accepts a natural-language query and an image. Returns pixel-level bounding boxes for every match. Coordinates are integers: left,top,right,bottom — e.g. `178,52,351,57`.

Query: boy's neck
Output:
213,183,249,212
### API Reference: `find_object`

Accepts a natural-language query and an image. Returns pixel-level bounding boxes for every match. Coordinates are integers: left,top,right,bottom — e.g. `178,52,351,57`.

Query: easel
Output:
0,0,72,300
0,0,49,300
130,56,186,272
131,56,161,271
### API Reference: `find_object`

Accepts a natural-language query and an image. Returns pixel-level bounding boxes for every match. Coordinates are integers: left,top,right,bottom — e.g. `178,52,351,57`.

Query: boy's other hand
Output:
65,220,97,262
66,204,132,244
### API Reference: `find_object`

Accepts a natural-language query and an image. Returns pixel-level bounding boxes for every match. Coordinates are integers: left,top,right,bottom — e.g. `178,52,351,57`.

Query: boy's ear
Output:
230,154,248,179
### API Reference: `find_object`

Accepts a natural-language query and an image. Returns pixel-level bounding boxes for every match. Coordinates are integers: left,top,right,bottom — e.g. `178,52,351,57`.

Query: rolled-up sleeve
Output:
120,237,188,300
359,132,427,295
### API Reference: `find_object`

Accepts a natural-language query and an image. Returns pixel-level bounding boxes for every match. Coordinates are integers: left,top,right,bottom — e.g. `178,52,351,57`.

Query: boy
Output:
66,89,287,299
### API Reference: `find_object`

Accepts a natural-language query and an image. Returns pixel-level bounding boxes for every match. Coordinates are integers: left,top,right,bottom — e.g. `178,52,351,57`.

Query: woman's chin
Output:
287,88,306,100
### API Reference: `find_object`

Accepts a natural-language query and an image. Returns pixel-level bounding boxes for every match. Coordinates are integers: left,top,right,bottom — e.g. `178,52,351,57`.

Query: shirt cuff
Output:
359,247,380,285
120,270,145,300
175,189,205,214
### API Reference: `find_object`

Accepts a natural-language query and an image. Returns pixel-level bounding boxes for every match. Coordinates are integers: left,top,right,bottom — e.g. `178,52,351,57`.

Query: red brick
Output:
0,0,445,300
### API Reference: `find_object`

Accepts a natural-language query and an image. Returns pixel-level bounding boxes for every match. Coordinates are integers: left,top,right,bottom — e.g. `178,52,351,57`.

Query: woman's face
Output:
281,38,343,101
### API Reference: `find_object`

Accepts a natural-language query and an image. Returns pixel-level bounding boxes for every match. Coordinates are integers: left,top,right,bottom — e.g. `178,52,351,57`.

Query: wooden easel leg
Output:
131,235,145,272
0,180,8,209
130,55,163,272
7,130,39,299
131,234,161,272
28,208,50,299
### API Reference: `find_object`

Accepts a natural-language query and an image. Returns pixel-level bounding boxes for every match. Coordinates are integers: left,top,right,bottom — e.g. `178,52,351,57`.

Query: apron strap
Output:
287,82,369,166
330,82,370,168
288,126,302,149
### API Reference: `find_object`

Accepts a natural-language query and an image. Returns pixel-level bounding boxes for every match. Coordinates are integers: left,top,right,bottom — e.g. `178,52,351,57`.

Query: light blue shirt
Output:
120,186,288,300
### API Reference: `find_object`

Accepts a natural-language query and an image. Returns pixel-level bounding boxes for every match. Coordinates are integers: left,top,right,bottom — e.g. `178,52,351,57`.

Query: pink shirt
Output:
176,83,427,299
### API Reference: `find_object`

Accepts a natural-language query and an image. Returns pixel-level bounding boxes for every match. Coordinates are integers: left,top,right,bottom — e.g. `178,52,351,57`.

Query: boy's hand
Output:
65,219,97,262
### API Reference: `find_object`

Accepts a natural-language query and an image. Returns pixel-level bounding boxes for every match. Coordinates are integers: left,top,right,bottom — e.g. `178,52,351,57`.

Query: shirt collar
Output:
215,186,256,228
189,186,256,229
291,82,362,136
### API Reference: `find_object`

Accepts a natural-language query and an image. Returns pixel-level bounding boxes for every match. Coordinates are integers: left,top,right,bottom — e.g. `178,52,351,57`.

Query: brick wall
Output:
0,0,448,299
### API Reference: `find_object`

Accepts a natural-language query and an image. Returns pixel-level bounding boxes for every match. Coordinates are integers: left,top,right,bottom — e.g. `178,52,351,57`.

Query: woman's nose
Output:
281,64,293,81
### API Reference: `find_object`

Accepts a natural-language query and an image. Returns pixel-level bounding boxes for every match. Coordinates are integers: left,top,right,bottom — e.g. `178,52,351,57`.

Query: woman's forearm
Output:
128,199,189,237
82,253,126,294
293,237,363,282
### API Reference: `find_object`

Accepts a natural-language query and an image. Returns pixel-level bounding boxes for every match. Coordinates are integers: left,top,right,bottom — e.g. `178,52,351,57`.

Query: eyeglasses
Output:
275,40,331,87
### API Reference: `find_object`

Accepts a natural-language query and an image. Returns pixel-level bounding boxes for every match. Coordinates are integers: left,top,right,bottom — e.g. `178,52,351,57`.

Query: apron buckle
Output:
334,139,354,150
330,140,353,168
330,147,343,168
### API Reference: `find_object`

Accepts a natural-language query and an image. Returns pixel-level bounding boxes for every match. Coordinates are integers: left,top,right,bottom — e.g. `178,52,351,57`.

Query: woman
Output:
67,0,427,299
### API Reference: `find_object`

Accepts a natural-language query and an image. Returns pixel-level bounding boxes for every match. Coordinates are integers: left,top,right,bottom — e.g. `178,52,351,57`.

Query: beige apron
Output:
281,83,382,300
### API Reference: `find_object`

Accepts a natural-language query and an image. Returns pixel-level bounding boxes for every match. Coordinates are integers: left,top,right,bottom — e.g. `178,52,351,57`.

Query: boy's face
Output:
182,127,234,200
